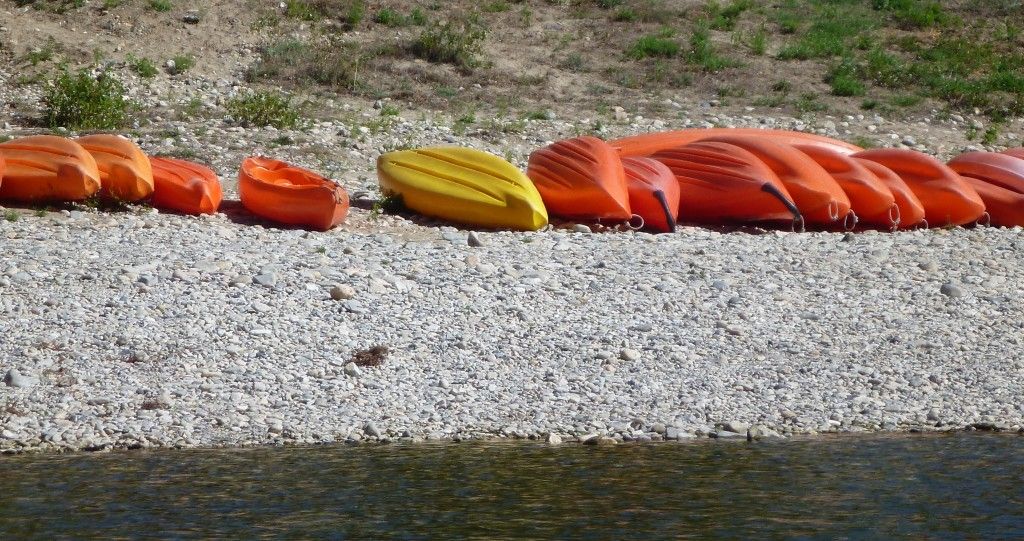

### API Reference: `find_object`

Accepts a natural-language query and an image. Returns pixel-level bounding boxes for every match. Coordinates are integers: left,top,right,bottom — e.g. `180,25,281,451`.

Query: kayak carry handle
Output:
760,182,803,231
887,203,901,233
653,190,677,233
842,210,859,232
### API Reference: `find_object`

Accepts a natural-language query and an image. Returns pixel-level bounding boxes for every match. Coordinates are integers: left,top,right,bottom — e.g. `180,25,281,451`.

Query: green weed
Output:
44,68,131,130
226,91,303,129
411,14,488,70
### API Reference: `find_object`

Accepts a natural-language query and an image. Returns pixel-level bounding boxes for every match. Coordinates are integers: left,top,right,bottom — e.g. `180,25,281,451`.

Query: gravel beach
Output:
2,2,1024,452
2,202,1023,452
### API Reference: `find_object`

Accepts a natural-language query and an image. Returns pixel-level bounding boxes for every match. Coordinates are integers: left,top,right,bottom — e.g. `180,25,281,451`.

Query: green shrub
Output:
226,91,302,129
43,68,130,130
148,0,171,12
374,8,406,27
128,55,158,78
626,31,679,59
412,15,487,69
168,54,194,75
707,0,753,31
827,58,865,96
687,26,737,71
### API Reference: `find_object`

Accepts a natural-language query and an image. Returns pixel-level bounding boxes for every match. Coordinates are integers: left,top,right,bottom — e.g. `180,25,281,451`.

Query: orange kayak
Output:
699,135,851,226
794,144,897,228
239,157,349,231
959,175,1024,227
651,141,798,224
150,157,223,215
527,137,631,221
611,129,863,158
0,135,100,202
854,159,926,229
947,152,1024,194
621,157,679,233
854,149,985,226
76,134,153,202
1002,148,1024,161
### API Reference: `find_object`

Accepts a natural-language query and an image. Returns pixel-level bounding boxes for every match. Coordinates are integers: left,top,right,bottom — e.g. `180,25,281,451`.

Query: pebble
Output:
330,284,356,300
467,232,484,247
4,368,37,388
254,273,278,287
940,282,965,298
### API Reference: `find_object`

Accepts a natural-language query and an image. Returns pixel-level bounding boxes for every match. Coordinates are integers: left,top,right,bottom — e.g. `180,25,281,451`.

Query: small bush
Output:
827,58,866,96
168,54,194,75
707,0,753,31
148,0,171,12
374,8,405,27
626,31,679,59
227,91,302,129
411,15,488,70
687,26,737,71
44,68,130,130
128,55,158,78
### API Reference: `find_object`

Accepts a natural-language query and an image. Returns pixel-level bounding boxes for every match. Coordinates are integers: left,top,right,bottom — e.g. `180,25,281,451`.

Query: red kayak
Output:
959,175,1024,227
947,152,1024,194
611,129,863,158
527,136,631,221
854,149,985,227
150,157,223,215
1002,148,1024,161
794,144,897,229
699,135,851,226
651,141,799,225
621,157,679,233
239,157,349,231
853,158,926,229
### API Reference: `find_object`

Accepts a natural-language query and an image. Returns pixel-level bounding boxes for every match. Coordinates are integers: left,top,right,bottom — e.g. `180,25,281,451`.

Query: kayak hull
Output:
621,157,679,233
76,134,154,202
795,144,896,228
611,129,863,158
0,135,101,202
150,157,223,215
854,149,985,226
527,136,631,221
377,147,548,231
651,141,798,224
854,159,926,229
239,157,349,231
960,175,1024,227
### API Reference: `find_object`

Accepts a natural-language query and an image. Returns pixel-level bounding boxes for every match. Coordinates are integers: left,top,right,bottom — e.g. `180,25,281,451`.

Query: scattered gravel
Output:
1,209,1023,453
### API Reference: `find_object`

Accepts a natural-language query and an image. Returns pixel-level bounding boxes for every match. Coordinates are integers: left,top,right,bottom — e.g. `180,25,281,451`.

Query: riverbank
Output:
2,201,1023,453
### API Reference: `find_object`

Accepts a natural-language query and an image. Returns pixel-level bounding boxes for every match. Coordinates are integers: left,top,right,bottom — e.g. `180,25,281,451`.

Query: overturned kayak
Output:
947,152,1024,194
854,149,985,226
621,157,679,233
76,134,153,202
854,159,926,229
150,157,223,215
239,157,349,231
611,129,863,158
959,175,1024,227
0,135,100,202
794,144,897,229
377,147,548,231
700,135,851,226
1002,148,1024,161
527,137,631,221
651,141,799,224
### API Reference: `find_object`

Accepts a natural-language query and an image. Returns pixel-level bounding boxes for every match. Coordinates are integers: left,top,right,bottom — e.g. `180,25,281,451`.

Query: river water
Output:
1,434,1022,539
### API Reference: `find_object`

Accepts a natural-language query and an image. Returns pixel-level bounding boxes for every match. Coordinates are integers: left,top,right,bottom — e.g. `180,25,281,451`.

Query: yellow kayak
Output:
377,147,548,231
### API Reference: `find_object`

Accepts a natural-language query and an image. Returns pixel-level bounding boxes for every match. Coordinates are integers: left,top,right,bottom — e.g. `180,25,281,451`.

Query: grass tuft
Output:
226,91,303,129
43,68,130,130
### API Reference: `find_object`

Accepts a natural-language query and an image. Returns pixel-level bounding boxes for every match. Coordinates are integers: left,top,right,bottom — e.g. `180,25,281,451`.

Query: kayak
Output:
610,129,863,158
947,152,1024,194
0,135,100,202
1002,148,1024,161
854,158,926,229
621,157,679,233
239,157,349,231
699,135,852,226
377,147,548,231
149,157,223,215
76,134,153,202
853,149,985,226
527,136,631,221
651,141,799,224
959,175,1024,227
794,144,897,229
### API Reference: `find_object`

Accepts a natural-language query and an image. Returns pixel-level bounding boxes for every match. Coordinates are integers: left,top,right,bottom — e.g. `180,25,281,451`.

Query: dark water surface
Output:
1,434,1022,539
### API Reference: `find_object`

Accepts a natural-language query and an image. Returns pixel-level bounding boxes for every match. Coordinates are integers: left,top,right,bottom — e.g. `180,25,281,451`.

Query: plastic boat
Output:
149,157,223,215
0,135,100,202
610,129,863,158
853,149,985,226
853,158,926,229
699,135,852,227
377,147,548,231
794,144,897,229
621,157,679,233
527,137,631,221
239,157,349,231
651,141,799,225
76,134,153,202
